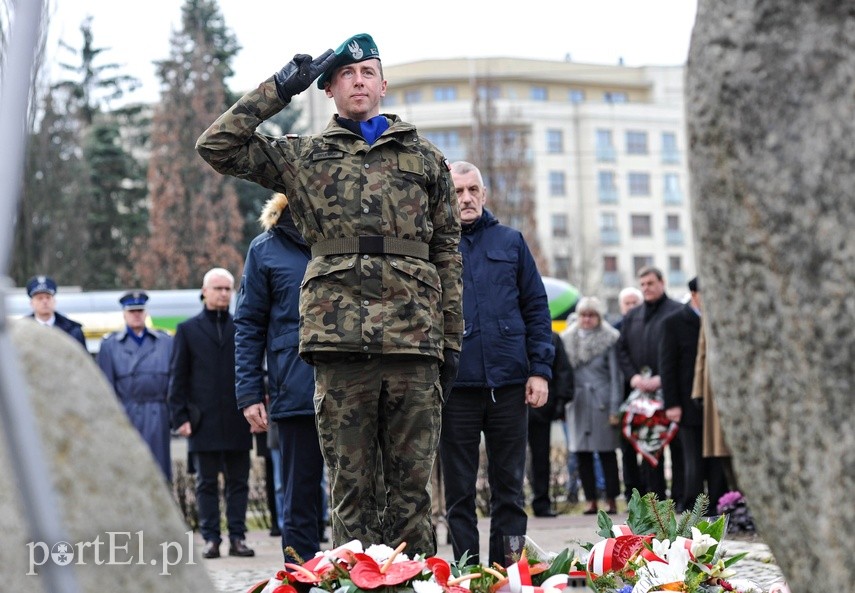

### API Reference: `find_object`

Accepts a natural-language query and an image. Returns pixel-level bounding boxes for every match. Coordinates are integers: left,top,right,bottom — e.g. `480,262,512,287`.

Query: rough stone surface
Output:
687,2,855,591
0,319,214,590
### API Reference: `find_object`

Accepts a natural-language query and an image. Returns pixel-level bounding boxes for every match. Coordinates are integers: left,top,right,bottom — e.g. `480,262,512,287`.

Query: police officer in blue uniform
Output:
26,275,86,349
97,291,174,481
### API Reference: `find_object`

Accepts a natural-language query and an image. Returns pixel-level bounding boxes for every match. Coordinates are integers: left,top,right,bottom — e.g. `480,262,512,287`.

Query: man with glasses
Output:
168,267,255,559
97,290,174,481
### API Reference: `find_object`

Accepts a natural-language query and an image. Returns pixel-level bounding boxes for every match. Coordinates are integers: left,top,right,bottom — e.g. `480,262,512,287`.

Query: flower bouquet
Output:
247,491,762,593
581,490,762,593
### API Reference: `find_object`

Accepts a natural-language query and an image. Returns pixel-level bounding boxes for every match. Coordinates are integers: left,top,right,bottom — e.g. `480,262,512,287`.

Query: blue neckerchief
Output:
360,116,389,144
128,327,147,346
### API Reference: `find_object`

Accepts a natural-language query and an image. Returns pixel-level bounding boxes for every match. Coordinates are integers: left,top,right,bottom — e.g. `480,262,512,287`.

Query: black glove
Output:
439,348,460,404
273,50,336,104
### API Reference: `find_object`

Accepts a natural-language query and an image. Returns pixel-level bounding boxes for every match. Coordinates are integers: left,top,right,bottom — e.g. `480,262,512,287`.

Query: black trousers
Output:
194,450,250,544
441,384,528,567
679,424,728,512
578,451,620,501
277,415,325,563
526,418,553,515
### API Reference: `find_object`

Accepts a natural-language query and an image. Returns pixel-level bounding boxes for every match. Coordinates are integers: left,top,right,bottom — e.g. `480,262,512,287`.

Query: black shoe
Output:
202,540,220,559
229,538,256,557
534,510,558,518
269,526,281,537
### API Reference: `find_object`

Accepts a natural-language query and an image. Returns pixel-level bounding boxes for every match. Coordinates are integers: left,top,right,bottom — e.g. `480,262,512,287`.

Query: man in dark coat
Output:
440,161,554,567
168,268,255,560
26,275,86,349
235,193,326,563
616,266,683,503
660,277,727,511
527,331,573,517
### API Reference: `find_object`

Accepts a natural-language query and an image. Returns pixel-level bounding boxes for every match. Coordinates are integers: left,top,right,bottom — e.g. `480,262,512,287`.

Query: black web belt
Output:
310,235,430,260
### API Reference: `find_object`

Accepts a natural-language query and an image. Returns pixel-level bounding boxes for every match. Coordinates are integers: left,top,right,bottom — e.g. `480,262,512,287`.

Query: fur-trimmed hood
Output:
259,192,289,231
560,319,620,368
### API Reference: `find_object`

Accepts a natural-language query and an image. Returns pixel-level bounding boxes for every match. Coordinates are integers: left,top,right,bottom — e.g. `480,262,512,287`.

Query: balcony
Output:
665,229,685,245
668,270,686,287
602,271,622,288
600,228,620,245
664,189,684,205
662,151,681,165
596,146,617,162
598,187,618,204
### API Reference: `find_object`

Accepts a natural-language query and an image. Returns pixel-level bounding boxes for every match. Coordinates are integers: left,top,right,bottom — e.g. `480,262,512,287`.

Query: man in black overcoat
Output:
168,267,255,559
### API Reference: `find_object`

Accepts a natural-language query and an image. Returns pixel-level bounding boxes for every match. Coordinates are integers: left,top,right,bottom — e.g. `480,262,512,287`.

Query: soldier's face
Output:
30,293,55,320
452,170,486,224
326,59,386,122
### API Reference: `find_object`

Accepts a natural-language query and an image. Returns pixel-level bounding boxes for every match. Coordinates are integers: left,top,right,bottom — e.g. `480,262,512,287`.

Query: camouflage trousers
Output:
313,354,441,556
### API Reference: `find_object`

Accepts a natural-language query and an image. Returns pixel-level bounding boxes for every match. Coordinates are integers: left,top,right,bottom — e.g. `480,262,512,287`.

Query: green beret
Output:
316,33,381,89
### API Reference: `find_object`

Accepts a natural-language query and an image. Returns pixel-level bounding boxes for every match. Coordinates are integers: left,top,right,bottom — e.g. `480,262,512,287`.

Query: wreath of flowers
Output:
247,490,762,593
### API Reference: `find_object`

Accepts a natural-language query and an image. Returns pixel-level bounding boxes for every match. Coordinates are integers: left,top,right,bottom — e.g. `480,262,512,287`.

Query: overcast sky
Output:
48,0,698,104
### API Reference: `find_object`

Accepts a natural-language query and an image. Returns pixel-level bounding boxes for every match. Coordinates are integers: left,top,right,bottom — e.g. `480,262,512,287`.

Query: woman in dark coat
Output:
560,296,622,515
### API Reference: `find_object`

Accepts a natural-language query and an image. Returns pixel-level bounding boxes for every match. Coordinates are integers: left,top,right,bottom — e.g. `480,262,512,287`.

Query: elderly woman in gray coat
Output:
560,296,622,515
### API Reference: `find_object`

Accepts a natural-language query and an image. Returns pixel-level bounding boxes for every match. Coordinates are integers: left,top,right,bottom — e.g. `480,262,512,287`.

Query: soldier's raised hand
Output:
273,50,336,104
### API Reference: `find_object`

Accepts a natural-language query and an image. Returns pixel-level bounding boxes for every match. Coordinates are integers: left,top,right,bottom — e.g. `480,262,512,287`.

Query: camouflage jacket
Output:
196,77,463,361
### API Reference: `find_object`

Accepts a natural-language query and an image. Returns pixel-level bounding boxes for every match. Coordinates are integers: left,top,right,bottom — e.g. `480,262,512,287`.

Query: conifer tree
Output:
132,0,244,288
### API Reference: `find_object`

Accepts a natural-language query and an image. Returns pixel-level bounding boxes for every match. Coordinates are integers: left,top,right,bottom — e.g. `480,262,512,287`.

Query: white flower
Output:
632,545,690,593
312,539,364,571
365,543,410,563
413,580,445,593
690,526,718,558
650,537,671,560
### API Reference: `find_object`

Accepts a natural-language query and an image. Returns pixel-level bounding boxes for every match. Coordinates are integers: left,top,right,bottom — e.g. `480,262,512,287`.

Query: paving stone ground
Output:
202,513,784,593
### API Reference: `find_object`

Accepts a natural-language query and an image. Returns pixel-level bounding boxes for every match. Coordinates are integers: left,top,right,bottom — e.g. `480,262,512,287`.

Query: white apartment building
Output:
298,58,694,312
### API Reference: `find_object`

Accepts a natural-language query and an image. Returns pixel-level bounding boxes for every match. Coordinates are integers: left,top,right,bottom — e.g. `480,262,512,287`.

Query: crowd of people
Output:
21,30,732,567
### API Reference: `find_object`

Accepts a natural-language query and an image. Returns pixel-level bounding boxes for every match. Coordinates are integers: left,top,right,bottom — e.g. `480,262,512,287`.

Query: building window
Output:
547,129,564,154
604,91,628,103
666,214,684,245
600,212,619,245
553,256,571,279
598,171,618,203
404,90,422,104
569,89,585,103
662,131,680,164
626,131,648,155
663,173,683,204
628,172,651,196
603,255,621,288
531,86,548,101
668,255,685,286
604,255,618,272
433,86,457,101
596,129,616,162
633,255,654,275
552,213,568,237
477,85,501,100
549,171,566,196
631,214,652,237
423,130,463,162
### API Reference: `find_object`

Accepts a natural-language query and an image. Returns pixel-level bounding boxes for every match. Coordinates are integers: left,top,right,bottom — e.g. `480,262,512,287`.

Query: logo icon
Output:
51,541,75,566
347,40,364,60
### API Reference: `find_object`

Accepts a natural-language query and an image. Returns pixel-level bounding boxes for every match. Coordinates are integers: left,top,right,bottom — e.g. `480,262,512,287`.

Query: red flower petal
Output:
426,557,451,586
349,553,425,588
272,586,298,593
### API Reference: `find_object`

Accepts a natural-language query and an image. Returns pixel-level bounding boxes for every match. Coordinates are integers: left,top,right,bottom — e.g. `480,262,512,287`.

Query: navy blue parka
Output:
454,209,554,388
234,200,314,420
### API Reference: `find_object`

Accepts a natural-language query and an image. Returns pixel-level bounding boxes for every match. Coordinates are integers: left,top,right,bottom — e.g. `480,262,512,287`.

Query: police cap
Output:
26,275,57,297
119,290,149,310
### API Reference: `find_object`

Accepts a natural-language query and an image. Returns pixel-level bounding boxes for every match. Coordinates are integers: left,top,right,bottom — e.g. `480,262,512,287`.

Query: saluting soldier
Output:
196,33,462,556
97,291,173,481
